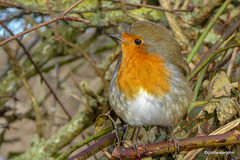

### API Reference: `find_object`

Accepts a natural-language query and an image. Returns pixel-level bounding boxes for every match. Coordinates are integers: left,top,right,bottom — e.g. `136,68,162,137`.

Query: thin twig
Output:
0,1,135,16
55,38,108,88
159,0,191,50
174,114,205,134
0,11,25,23
0,15,89,46
70,93,94,113
227,47,239,76
119,0,146,21
2,44,43,137
1,23,72,120
44,0,59,37
68,126,127,160
187,0,226,26
56,126,114,160
181,0,190,10
188,43,240,81
184,118,240,159
186,0,232,64
105,0,191,13
0,95,19,101
62,0,84,15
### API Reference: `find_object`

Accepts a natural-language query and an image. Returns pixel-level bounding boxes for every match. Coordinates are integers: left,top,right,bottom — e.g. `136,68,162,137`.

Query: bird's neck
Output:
116,46,171,99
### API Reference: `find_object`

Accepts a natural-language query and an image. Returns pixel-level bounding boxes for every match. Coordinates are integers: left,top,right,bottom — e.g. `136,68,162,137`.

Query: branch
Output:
68,127,127,160
44,0,59,37
2,45,43,136
57,126,114,160
186,0,232,64
0,15,89,46
112,130,240,159
55,38,108,88
0,11,25,23
105,0,192,13
188,17,240,80
62,0,85,15
0,1,135,16
159,0,191,50
0,35,40,80
119,0,146,21
1,23,72,120
187,0,225,26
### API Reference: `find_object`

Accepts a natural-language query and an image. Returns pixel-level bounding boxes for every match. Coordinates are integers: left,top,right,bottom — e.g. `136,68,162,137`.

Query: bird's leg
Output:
132,126,141,158
135,126,141,141
168,126,179,157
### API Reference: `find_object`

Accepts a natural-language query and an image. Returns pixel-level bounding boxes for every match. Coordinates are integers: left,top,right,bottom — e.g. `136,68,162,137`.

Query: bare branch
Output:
0,15,89,46
112,130,240,159
62,0,85,15
1,23,72,120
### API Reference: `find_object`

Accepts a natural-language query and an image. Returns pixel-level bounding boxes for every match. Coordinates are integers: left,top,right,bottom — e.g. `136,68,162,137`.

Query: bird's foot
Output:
132,140,147,159
168,126,179,157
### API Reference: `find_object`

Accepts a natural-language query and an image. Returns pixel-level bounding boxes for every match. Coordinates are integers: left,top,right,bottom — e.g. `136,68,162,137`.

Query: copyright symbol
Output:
204,151,208,154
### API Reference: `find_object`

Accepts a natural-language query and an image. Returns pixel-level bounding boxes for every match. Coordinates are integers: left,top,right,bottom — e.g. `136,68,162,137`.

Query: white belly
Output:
117,89,189,126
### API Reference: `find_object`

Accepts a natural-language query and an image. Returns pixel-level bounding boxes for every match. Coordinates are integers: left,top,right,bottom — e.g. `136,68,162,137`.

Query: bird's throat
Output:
116,46,171,99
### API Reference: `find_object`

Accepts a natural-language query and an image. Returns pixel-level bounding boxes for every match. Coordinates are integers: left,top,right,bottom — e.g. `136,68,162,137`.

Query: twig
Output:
186,0,232,64
0,1,135,15
112,130,240,159
70,93,94,113
174,114,205,134
105,0,192,13
2,44,43,137
159,0,191,50
62,0,84,15
81,133,98,160
44,0,59,37
119,0,146,21
0,11,25,23
181,0,190,10
188,16,240,80
227,47,239,76
1,23,72,120
191,99,221,107
187,0,225,26
0,15,89,46
68,126,127,160
188,43,240,81
56,126,114,160
97,0,105,19
57,39,100,74
174,0,181,10
0,95,19,101
184,118,240,159
55,38,108,88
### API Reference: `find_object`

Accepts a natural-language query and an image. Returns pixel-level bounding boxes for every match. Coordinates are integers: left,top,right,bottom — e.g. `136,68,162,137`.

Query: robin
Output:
108,21,191,154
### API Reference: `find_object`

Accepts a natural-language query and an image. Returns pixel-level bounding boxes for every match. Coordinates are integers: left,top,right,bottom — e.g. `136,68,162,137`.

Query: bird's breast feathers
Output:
116,51,171,99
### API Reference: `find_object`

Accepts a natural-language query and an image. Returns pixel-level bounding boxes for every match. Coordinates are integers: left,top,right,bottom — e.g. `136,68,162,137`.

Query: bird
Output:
108,21,191,154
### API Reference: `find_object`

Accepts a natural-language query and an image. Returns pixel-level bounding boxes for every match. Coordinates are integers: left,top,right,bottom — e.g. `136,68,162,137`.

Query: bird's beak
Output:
109,34,125,42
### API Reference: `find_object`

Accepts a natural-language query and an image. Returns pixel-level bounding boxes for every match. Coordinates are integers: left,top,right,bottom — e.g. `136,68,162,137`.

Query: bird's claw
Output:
168,126,179,157
169,135,179,155
132,141,141,159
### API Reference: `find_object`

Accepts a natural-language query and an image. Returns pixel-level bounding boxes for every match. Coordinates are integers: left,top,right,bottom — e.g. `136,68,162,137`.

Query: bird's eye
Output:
134,39,142,45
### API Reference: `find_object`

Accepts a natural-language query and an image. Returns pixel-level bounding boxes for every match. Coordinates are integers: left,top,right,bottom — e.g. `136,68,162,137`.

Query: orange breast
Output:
116,35,171,99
